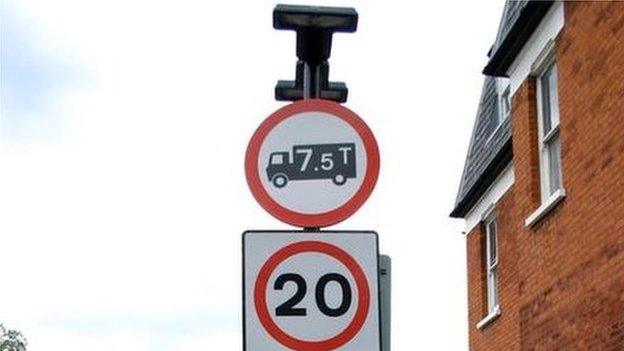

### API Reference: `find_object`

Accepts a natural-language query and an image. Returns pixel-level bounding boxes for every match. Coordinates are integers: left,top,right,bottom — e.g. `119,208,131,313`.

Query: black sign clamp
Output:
273,4,358,103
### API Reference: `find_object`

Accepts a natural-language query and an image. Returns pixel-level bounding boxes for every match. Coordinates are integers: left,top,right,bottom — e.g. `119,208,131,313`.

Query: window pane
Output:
501,89,511,121
492,269,499,308
548,135,562,194
271,154,284,164
487,268,499,312
548,64,560,128
540,68,553,134
488,221,498,267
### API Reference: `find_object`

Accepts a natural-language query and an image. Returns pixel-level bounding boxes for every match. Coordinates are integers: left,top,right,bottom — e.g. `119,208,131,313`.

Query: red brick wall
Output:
465,3,624,350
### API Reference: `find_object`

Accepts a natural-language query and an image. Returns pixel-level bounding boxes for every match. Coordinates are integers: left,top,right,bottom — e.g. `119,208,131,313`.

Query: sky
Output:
0,0,505,350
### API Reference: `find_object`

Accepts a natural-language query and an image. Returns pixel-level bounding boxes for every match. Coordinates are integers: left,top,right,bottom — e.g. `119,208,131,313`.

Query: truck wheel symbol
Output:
332,174,347,186
272,174,289,188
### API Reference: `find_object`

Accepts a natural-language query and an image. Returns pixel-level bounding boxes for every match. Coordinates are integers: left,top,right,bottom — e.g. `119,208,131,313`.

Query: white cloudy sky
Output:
0,0,505,350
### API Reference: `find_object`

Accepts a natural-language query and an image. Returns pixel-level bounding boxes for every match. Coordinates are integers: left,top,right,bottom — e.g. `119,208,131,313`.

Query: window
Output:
484,214,499,315
477,210,501,329
270,153,284,165
536,60,563,202
524,42,566,227
500,87,511,122
487,79,511,140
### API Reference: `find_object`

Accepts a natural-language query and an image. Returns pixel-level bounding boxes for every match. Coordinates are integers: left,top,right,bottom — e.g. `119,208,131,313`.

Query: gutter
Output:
450,138,513,218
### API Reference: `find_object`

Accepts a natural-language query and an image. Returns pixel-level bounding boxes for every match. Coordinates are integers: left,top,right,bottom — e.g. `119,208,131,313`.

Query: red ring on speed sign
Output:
245,99,380,228
254,241,370,350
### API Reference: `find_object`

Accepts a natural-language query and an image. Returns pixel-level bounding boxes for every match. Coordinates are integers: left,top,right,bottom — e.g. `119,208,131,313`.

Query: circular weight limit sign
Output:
254,241,370,350
245,99,380,228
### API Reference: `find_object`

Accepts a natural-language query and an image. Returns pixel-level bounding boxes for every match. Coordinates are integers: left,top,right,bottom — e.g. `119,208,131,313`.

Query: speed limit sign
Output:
243,231,381,350
245,100,380,228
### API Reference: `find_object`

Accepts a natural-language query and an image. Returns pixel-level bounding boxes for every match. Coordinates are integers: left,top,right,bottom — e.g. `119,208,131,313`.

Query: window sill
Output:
476,306,501,330
524,188,566,227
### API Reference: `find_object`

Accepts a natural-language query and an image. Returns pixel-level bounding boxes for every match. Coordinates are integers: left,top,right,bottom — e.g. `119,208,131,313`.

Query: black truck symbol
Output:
267,143,356,188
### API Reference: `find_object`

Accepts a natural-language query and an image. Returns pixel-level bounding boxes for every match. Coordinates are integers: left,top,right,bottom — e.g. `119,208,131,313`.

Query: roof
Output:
450,77,512,218
491,1,530,57
484,1,554,76
451,0,554,218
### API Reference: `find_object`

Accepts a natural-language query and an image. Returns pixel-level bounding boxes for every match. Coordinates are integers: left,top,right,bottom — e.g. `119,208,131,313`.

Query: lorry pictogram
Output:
267,143,356,188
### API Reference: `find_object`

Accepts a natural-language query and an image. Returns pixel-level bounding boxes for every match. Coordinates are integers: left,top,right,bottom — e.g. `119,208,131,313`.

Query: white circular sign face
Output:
258,111,366,214
266,252,358,340
246,100,379,228
243,231,381,351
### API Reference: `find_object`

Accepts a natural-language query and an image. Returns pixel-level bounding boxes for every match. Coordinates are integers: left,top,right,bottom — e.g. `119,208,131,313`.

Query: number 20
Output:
274,273,352,317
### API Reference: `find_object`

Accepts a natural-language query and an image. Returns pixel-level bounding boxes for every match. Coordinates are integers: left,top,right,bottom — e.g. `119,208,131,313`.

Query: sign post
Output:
243,4,390,350
379,255,391,351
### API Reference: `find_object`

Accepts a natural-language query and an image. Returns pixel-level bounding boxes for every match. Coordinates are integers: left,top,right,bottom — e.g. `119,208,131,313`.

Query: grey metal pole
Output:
302,61,319,231
303,62,320,99
379,254,391,351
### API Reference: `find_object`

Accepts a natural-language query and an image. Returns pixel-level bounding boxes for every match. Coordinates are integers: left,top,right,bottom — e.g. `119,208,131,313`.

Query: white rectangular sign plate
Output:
243,230,381,351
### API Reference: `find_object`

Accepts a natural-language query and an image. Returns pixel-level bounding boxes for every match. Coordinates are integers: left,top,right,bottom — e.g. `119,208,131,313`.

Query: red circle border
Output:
253,241,370,350
245,99,380,228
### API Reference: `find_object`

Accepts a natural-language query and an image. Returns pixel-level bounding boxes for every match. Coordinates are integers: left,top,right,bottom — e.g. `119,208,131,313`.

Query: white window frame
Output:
477,210,501,329
536,56,563,200
525,42,566,227
484,212,499,314
499,86,511,122
487,78,511,142
270,153,284,165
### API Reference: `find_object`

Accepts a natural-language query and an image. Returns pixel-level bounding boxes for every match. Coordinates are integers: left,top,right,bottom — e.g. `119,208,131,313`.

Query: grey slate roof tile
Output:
491,1,529,57
454,77,512,207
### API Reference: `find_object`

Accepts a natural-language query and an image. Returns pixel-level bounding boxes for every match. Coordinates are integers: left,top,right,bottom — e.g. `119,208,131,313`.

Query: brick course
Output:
465,3,624,350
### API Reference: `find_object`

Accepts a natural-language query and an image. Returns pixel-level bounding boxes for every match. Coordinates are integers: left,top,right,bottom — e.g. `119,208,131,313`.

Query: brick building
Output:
451,1,624,350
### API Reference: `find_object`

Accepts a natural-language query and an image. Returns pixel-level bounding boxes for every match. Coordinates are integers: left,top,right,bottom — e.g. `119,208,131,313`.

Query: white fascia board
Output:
464,163,515,234
507,1,565,96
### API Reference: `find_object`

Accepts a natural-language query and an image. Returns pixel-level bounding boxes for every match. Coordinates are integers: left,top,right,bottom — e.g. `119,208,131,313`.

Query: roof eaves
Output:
483,1,554,77
449,137,513,218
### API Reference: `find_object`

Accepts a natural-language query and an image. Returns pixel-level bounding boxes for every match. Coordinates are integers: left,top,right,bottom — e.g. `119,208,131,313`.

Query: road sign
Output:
245,99,380,228
243,231,381,350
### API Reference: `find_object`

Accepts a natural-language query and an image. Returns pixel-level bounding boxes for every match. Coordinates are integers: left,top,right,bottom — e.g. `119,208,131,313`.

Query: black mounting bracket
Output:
273,4,358,103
